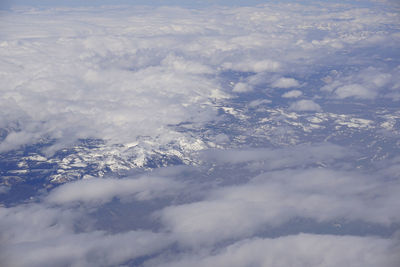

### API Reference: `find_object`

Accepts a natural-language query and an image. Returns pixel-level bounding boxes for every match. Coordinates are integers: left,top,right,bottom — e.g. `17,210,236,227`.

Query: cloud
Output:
1,217,171,267
321,67,398,99
1,143,400,265
272,77,300,88
161,54,213,75
289,100,321,112
46,175,182,205
248,99,271,108
202,143,353,166
153,143,399,247
223,59,281,73
151,234,400,267
0,9,230,155
0,2,399,267
159,167,400,246
282,89,303,98
232,82,252,93
335,84,376,99
0,1,398,157
0,174,178,266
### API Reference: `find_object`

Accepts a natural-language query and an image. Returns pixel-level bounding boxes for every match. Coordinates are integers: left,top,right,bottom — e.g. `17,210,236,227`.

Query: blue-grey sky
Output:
1,0,388,11
1,0,273,9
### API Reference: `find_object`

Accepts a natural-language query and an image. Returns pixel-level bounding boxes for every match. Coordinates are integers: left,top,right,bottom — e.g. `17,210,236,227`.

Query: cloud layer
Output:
1,142,400,266
0,1,399,154
0,1,400,266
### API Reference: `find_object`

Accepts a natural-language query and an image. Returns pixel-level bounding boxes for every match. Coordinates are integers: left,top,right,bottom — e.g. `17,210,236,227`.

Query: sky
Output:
0,0,392,9
1,0,275,9
0,0,400,266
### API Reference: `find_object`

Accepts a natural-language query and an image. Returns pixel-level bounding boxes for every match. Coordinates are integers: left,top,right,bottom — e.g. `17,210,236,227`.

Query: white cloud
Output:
162,54,213,75
0,176,176,267
272,77,300,88
214,133,230,143
248,99,271,108
282,89,303,98
0,2,399,266
152,234,400,267
202,143,353,166
0,2,397,156
289,100,321,112
222,59,281,73
335,84,376,99
159,167,400,246
0,9,230,154
1,220,171,267
232,82,252,93
321,67,398,99
46,176,182,205
1,143,400,265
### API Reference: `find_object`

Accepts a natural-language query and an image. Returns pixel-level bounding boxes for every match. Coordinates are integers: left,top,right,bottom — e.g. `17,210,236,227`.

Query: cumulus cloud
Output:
222,59,281,73
289,99,322,112
0,1,398,156
232,82,253,93
1,1,400,266
1,142,400,265
202,143,353,166
0,8,229,154
46,176,182,205
151,234,400,267
159,167,400,246
335,83,375,99
321,67,399,99
272,77,300,88
1,214,171,267
282,89,303,98
248,99,271,108
0,173,179,266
